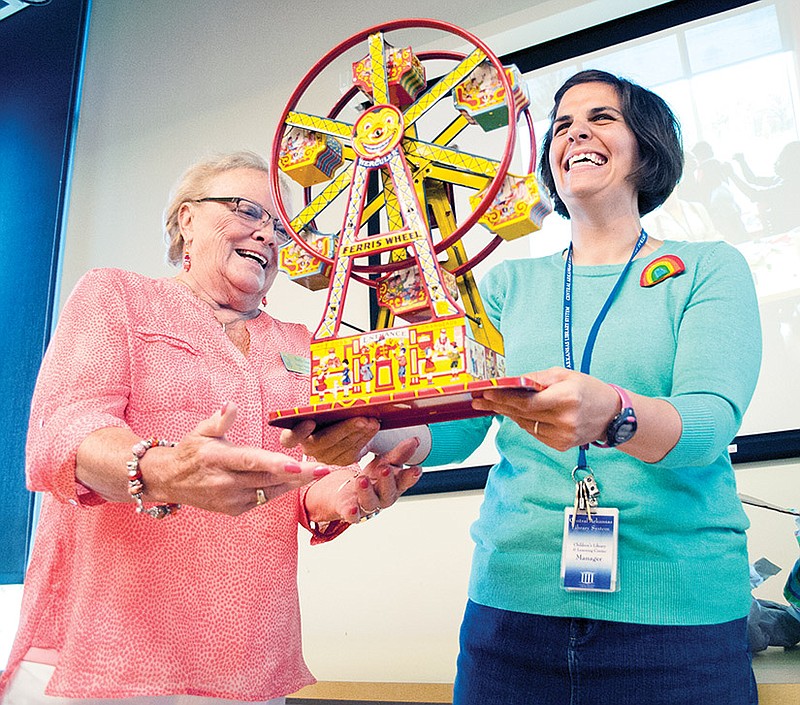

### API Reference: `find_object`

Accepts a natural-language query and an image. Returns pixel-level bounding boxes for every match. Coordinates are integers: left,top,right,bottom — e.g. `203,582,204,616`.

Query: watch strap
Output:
608,383,632,411
592,384,636,448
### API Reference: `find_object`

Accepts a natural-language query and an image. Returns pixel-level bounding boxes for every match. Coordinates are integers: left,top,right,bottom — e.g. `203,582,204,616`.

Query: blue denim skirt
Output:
453,600,757,705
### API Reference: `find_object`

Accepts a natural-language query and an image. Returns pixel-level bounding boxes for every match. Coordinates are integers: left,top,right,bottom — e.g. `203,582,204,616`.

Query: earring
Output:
183,251,191,272
261,296,268,307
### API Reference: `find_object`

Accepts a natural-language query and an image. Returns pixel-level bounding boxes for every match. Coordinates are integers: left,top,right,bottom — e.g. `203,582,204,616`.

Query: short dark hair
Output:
538,70,684,218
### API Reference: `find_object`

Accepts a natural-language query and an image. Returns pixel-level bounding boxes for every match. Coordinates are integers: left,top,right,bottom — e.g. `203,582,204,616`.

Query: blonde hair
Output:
163,150,270,266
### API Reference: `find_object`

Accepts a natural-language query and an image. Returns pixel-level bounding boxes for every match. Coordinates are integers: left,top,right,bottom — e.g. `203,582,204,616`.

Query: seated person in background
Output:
695,157,750,243
730,142,800,236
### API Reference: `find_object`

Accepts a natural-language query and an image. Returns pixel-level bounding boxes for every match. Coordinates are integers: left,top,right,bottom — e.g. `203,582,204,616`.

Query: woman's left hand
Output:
471,367,620,452
280,416,381,466
472,367,681,462
304,436,423,525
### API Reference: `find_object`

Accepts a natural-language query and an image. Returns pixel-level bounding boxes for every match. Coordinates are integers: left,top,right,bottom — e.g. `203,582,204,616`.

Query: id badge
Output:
560,507,619,592
280,352,310,375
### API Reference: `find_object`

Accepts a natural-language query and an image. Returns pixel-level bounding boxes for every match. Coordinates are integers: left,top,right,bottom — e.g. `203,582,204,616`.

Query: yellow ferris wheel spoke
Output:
431,113,471,147
368,32,390,105
402,48,486,127
402,138,500,179
399,114,477,190
421,163,492,191
285,111,353,140
290,166,354,232
292,183,388,243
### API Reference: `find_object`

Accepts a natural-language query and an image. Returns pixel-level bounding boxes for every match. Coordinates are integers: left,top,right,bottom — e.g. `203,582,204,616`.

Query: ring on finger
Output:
358,504,380,523
533,420,540,436
255,488,268,506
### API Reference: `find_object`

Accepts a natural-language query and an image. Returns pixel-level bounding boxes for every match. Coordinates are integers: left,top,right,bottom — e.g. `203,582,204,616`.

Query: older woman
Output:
0,151,420,705
289,71,762,705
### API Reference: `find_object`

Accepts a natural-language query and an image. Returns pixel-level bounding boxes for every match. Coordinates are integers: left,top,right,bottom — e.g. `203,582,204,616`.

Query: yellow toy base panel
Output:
267,375,543,430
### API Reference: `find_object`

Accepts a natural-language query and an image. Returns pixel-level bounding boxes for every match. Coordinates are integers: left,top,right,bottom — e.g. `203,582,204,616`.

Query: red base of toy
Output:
267,375,543,430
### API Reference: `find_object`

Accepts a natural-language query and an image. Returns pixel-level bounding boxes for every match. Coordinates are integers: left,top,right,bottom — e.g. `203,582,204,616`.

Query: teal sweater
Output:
426,240,762,625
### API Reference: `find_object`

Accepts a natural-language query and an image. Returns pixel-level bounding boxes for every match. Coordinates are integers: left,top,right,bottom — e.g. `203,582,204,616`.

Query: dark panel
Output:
0,0,90,583
500,0,760,72
406,428,800,496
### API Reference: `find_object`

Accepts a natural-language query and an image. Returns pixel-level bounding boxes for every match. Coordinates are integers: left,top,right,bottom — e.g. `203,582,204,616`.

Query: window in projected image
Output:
522,0,800,437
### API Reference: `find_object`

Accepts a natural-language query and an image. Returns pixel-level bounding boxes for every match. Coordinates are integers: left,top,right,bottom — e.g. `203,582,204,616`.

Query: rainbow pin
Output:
640,254,685,287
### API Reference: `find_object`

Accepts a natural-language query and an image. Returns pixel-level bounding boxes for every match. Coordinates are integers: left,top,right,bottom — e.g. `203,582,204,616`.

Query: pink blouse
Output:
0,269,335,700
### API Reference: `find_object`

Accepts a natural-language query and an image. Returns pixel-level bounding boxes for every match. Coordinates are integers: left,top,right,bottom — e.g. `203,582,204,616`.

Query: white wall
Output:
58,0,799,686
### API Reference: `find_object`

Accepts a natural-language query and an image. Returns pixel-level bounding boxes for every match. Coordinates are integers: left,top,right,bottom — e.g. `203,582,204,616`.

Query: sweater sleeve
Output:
425,415,494,467
659,242,762,467
26,269,132,506
423,263,507,468
421,263,508,467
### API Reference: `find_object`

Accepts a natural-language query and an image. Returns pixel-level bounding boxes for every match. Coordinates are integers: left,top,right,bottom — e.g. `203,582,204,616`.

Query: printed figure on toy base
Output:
267,19,552,431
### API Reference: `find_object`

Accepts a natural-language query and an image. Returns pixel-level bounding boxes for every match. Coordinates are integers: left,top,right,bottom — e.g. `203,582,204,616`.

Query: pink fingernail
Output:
284,462,302,473
220,401,229,415
313,466,331,478
381,467,391,477
358,476,369,489
350,506,359,516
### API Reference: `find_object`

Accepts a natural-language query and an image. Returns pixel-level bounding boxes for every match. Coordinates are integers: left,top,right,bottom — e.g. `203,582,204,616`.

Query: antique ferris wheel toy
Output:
267,18,551,430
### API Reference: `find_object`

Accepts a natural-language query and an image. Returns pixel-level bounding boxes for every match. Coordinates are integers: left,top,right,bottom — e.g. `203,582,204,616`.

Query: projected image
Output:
522,0,800,436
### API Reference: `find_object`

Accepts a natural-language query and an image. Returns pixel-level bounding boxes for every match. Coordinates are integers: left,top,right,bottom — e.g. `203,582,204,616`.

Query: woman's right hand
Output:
76,402,332,516
152,401,332,515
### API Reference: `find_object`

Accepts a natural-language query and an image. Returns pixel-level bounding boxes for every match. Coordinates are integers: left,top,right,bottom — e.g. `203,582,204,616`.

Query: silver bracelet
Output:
126,437,181,519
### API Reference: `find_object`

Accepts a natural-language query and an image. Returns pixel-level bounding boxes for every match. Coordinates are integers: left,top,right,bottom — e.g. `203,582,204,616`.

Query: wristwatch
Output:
592,384,637,448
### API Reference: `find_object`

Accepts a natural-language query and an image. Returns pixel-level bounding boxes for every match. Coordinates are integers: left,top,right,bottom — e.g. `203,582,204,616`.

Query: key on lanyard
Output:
571,467,600,528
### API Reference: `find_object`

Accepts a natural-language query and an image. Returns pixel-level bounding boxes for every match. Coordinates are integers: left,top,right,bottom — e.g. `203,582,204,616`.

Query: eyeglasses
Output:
193,197,289,242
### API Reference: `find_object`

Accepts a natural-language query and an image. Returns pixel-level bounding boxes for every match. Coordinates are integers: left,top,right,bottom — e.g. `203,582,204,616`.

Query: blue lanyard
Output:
562,229,648,468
